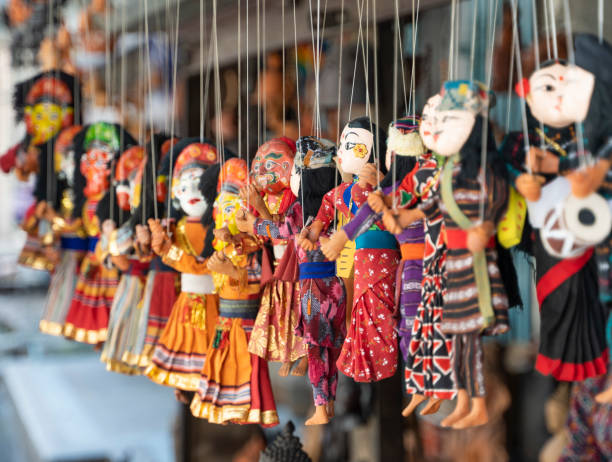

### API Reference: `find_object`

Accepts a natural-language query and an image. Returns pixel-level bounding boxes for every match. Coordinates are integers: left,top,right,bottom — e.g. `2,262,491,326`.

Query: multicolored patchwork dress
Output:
191,237,278,426
255,201,346,406
317,180,400,382
63,198,119,344
248,191,307,364
145,218,219,391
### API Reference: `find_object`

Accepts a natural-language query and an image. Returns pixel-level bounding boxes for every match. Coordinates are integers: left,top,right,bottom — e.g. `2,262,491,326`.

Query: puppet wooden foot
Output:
291,356,308,376
305,405,330,426
595,385,612,404
420,397,443,416
402,394,426,417
452,396,489,429
326,400,335,418
174,388,191,405
279,361,292,377
440,389,470,427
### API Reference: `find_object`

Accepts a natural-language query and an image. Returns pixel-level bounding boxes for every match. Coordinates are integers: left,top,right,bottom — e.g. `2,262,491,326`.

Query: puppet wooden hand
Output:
516,174,545,201
321,230,349,260
148,218,171,255
235,209,257,233
467,222,494,254
567,159,610,198
207,250,239,278
382,209,402,235
213,227,234,244
358,163,382,188
101,219,116,236
367,190,390,213
297,227,317,252
239,184,270,218
34,201,47,219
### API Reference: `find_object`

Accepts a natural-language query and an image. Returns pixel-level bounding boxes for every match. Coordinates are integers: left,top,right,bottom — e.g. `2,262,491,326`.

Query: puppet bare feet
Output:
327,400,335,418
440,389,470,427
305,405,330,425
279,361,292,377
420,397,443,416
402,394,426,417
452,397,489,429
173,388,191,405
595,385,612,404
291,356,308,376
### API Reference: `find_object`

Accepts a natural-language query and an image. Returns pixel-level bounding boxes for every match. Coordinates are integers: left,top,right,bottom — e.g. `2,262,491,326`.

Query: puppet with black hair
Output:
501,51,610,389
10,70,81,271
241,137,308,377
190,157,279,427
238,136,346,425
38,125,86,337
146,139,223,391
411,81,509,429
62,122,136,345
297,116,399,384
322,112,456,417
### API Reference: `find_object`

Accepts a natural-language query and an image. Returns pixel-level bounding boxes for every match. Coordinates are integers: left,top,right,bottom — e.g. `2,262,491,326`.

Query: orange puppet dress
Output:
63,197,119,344
145,218,219,391
191,237,279,426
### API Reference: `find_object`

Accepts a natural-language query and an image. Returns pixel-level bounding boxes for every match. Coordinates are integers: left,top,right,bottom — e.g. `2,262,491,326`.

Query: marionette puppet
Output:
298,117,400,383
99,144,149,374
190,158,279,427
145,139,222,391
132,136,182,367
243,137,309,377
62,122,136,344
412,81,509,429
237,136,346,425
322,110,456,416
501,54,610,384
38,125,86,336
9,70,80,271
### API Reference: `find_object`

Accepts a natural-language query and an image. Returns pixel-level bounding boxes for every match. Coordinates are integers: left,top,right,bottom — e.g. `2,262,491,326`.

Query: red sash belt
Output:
445,228,496,250
536,248,593,307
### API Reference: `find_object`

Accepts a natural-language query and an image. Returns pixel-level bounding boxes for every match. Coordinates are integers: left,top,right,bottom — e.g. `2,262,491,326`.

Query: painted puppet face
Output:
115,146,145,211
54,126,82,186
24,102,73,145
80,142,115,198
337,125,374,175
420,94,474,157
214,191,242,236
252,140,294,194
527,63,594,128
173,167,207,218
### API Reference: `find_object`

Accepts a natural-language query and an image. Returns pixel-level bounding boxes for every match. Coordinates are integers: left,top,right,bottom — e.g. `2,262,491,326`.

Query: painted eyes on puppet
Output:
534,84,556,92
265,160,281,170
345,142,357,150
441,115,461,123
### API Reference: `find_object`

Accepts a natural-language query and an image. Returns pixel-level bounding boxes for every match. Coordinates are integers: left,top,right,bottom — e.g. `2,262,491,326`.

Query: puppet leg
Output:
420,397,443,416
305,345,331,425
441,334,471,427
452,333,488,429
291,355,309,376
327,346,341,418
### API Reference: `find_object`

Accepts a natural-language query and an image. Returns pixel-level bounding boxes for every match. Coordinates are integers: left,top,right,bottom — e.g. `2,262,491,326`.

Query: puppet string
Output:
238,0,242,157
469,0,478,82
532,0,547,151
292,0,301,138
336,0,345,141
410,0,420,117
281,0,285,136
256,0,261,147
549,0,558,60
598,0,604,44
373,0,381,187
504,24,515,133
144,0,159,219
166,0,180,233
348,0,365,120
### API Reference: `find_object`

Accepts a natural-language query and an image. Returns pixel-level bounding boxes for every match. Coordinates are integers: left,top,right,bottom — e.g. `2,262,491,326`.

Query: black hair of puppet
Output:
346,116,388,174
298,166,337,221
379,155,417,190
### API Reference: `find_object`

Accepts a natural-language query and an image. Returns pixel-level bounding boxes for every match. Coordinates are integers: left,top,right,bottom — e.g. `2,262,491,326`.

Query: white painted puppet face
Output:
173,167,208,218
337,126,374,175
420,94,475,157
527,63,594,129
289,162,301,197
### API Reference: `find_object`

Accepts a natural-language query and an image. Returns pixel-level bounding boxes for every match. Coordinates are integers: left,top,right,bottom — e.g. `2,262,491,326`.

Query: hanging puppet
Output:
146,138,223,391
62,122,136,344
190,157,278,427
237,136,346,425
415,81,509,428
9,70,80,271
38,124,85,336
299,117,399,383
502,55,609,383
243,137,308,377
99,144,148,374
322,112,456,415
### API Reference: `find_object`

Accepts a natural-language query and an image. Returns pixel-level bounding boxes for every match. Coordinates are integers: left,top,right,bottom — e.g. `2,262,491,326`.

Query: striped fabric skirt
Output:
100,272,147,375
145,291,219,391
39,249,84,336
191,298,278,427
63,251,119,344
